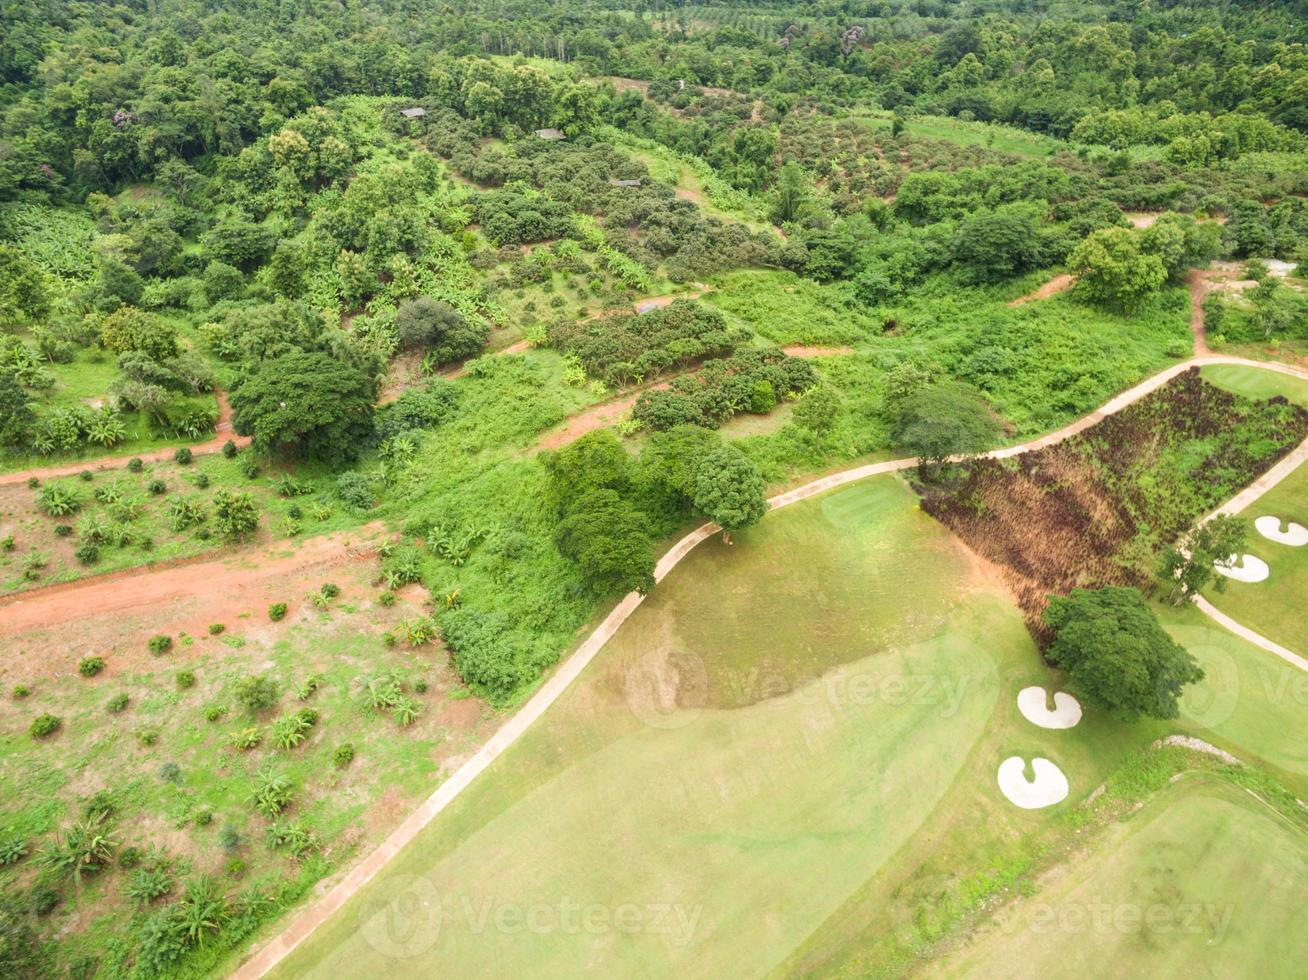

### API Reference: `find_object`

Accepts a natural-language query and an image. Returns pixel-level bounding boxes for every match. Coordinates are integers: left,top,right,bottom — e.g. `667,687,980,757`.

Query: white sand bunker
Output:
1255,515,1308,547
1213,553,1270,583
1017,687,1083,729
997,757,1069,809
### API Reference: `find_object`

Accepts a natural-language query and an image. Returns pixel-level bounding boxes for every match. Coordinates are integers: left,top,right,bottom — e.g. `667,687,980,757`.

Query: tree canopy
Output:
1044,586,1204,721
229,351,376,464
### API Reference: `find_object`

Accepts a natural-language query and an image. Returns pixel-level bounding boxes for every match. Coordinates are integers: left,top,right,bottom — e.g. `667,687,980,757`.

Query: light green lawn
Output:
1200,363,1308,407
268,477,1160,980
926,775,1308,979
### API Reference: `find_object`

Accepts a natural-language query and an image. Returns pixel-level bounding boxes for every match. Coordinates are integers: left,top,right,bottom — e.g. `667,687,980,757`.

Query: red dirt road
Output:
0,525,384,642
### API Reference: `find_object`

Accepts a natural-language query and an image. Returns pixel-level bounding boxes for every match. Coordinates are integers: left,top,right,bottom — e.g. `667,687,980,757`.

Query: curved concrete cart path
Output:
232,353,1308,978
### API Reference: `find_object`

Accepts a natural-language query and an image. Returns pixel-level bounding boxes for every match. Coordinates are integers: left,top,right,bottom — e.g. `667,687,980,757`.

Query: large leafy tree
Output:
0,244,49,327
693,444,768,543
952,203,1047,283
1068,227,1167,312
1044,586,1204,721
394,296,488,365
554,489,655,597
229,351,375,463
0,370,34,450
893,381,1000,479
1158,514,1248,605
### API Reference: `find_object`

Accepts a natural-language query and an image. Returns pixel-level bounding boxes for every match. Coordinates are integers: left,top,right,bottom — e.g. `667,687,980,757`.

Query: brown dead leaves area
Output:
919,369,1308,641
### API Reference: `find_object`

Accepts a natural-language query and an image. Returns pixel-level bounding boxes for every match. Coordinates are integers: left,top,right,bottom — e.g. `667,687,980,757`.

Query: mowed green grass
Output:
926,775,1308,979
270,476,1085,979
1200,458,1308,655
1200,363,1308,407
1161,604,1308,795
262,474,1308,980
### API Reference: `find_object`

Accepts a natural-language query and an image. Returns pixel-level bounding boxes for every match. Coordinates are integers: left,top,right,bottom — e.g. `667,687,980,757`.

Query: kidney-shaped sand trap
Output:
997,757,1069,809
1017,686,1082,729
1213,553,1270,582
1255,515,1308,547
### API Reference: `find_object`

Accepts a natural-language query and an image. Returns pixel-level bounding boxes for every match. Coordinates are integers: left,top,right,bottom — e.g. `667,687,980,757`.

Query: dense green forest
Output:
2,1,1307,976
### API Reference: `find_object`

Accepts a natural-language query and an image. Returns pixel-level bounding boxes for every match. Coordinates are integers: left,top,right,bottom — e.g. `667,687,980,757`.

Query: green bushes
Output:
148,635,173,655
78,656,105,677
233,674,278,714
29,714,61,739
107,693,130,713
268,602,288,622
550,300,747,386
633,349,818,431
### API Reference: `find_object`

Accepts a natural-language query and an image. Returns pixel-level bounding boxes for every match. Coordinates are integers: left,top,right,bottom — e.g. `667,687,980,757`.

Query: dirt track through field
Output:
231,352,1308,980
1008,273,1075,307
0,525,385,639
0,389,251,487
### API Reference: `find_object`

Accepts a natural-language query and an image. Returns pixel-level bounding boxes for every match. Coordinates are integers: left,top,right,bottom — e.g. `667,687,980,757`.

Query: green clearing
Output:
268,476,1155,979
926,775,1308,979
1200,457,1308,655
1200,363,1308,407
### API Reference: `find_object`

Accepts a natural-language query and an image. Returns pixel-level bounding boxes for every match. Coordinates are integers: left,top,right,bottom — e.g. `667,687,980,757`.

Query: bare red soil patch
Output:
782,345,855,358
1007,273,1076,307
918,369,1308,637
0,526,386,677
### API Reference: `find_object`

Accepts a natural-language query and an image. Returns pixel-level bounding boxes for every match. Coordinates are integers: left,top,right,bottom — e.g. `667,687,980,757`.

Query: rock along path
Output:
230,352,1308,979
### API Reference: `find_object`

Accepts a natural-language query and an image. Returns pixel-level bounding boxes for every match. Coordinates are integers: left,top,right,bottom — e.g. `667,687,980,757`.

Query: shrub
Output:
158,762,181,783
320,582,340,598
378,590,397,607
218,825,242,852
194,809,212,827
137,727,159,746
268,602,287,621
0,534,13,550
12,684,30,699
118,846,143,869
174,447,193,465
54,524,73,537
208,623,226,635
146,478,166,495
222,439,238,459
78,656,105,677
30,886,60,916
106,693,129,713
335,471,375,511
194,472,210,489
333,743,355,768
414,679,429,694
227,727,263,750
0,834,29,866
240,457,261,479
148,634,173,655
30,714,61,738
37,482,81,516
74,543,100,565
204,705,227,723
175,670,195,689
233,674,278,713
127,457,144,472
79,470,94,481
